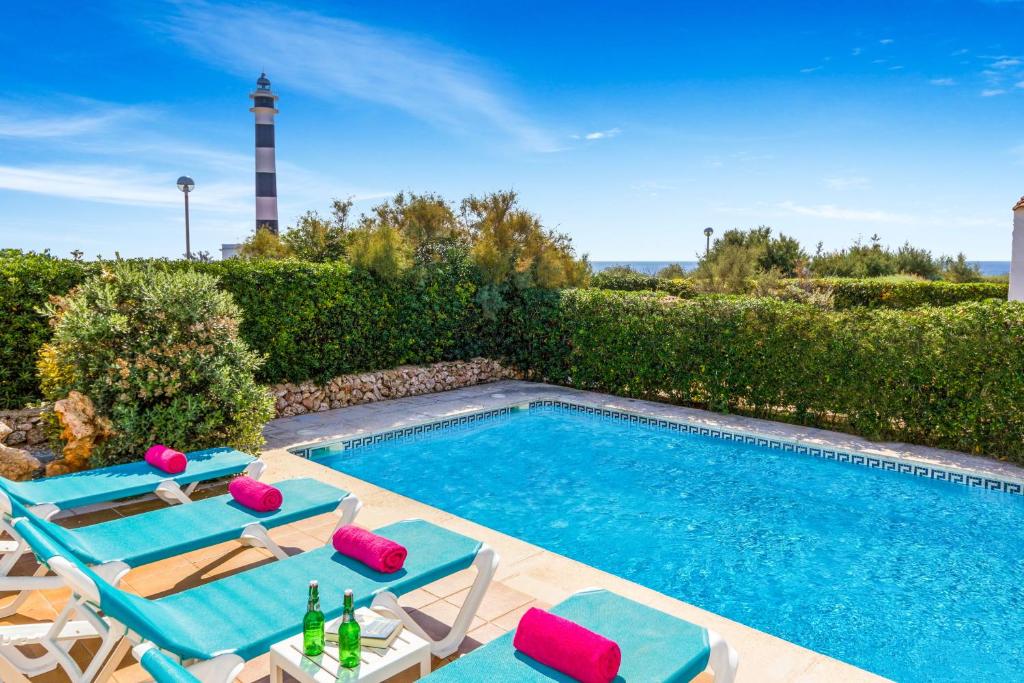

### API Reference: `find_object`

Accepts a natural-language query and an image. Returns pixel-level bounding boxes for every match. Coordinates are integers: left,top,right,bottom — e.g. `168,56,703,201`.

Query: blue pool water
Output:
316,407,1024,682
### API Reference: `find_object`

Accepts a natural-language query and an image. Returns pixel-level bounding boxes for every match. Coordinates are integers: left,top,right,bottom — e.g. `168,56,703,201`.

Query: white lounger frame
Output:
0,459,266,594
39,535,497,683
132,642,245,683
0,491,361,682
0,460,289,620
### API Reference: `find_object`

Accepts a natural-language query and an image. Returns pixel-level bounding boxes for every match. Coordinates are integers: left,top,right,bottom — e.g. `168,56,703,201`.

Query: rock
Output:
0,422,11,443
7,430,26,445
48,391,112,476
0,443,42,481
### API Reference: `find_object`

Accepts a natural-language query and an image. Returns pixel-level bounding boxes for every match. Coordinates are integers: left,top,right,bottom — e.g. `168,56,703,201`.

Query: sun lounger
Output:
0,447,263,516
0,478,360,618
423,588,739,683
7,515,497,683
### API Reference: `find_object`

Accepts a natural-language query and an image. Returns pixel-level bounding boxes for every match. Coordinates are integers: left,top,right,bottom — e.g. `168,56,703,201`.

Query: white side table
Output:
269,607,431,683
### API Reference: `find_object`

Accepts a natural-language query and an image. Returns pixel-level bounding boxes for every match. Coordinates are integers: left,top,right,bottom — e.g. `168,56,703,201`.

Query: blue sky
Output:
2,1,1023,260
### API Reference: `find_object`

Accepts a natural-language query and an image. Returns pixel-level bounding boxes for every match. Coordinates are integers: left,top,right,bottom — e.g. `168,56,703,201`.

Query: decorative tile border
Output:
290,399,1024,497
529,399,1024,497
289,405,520,459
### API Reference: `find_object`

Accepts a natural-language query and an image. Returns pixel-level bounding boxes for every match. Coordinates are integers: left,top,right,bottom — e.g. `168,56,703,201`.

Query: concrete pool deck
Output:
21,379,1021,682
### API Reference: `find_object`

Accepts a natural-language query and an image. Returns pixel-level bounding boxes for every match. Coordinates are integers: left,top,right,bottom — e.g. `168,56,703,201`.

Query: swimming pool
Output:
311,403,1024,682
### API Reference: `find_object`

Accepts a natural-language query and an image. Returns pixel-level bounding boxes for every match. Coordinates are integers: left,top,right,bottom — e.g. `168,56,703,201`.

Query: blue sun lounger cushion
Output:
15,517,482,662
0,447,256,509
423,589,711,682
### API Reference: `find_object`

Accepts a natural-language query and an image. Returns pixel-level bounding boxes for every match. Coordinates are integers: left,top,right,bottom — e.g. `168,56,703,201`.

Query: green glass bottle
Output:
302,580,325,657
338,588,361,668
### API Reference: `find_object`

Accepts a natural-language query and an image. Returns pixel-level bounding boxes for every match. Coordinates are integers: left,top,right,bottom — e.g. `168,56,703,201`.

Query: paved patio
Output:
16,378,1012,682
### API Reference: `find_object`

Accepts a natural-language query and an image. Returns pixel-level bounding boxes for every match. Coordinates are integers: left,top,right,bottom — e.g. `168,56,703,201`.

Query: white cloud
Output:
992,58,1021,69
777,201,914,223
1017,81,1024,89
0,104,145,139
0,164,251,212
981,89,1007,97
162,2,555,152
583,128,621,140
929,78,956,86
824,176,870,190
800,66,822,74
879,38,895,45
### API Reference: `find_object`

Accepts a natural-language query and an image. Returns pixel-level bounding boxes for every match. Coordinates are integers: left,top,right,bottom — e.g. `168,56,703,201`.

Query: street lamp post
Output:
176,176,195,260
703,226,714,256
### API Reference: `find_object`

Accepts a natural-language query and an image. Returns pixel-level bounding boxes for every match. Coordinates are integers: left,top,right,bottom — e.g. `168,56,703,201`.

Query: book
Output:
326,610,403,650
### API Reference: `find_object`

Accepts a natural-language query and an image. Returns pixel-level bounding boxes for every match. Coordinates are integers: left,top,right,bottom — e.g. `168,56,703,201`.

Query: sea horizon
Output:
592,260,1012,277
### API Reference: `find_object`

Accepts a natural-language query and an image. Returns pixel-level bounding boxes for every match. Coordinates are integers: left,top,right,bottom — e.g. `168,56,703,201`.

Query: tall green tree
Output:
281,199,352,262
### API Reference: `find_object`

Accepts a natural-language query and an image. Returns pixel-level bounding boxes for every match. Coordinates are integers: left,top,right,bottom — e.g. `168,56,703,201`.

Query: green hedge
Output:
4,254,1023,460
787,278,1007,309
0,255,93,408
0,255,487,408
189,259,486,385
591,271,696,297
497,289,1024,460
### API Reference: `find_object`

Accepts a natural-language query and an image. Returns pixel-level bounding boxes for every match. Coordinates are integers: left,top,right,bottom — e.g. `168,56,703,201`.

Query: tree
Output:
460,190,589,289
656,263,686,279
694,226,806,291
363,192,463,262
346,224,413,280
940,253,983,283
239,226,292,260
281,199,352,262
692,243,758,293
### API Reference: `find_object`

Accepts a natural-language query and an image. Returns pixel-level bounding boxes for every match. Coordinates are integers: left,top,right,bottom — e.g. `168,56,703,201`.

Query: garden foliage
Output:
3,251,1023,461
497,289,1024,459
794,278,1008,309
590,269,696,297
37,265,275,466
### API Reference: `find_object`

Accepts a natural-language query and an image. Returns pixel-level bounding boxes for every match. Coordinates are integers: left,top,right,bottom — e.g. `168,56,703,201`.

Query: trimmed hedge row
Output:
4,254,1023,460
0,255,96,408
497,289,1024,460
788,278,1007,309
0,256,488,408
591,270,696,297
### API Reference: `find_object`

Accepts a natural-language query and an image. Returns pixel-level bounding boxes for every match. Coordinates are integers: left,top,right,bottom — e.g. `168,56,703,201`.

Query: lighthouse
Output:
250,72,279,234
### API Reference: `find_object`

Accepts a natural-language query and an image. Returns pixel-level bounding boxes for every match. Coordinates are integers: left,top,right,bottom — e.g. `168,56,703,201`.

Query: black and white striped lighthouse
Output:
249,73,279,234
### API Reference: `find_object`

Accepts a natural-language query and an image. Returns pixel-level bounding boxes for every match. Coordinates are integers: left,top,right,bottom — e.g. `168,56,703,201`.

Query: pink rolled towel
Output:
144,445,187,474
227,476,283,512
332,525,408,573
513,607,622,683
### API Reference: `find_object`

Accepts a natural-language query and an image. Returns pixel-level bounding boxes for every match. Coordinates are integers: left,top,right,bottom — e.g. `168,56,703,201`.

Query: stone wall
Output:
269,358,515,417
0,407,47,450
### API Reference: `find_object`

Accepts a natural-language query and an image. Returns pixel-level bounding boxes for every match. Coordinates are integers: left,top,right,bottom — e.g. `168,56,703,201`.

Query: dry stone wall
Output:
0,407,47,449
269,358,515,417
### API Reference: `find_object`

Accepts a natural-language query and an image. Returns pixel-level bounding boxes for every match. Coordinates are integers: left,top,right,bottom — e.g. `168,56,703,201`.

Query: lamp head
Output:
176,176,195,193
703,227,714,238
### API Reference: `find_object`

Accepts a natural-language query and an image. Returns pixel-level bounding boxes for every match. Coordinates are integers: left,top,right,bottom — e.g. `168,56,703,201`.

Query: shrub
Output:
591,270,696,298
497,289,1024,460
788,278,1007,309
37,265,275,466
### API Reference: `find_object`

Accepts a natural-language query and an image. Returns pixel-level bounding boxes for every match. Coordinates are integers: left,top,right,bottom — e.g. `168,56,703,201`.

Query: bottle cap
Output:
344,588,353,597
310,580,319,587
